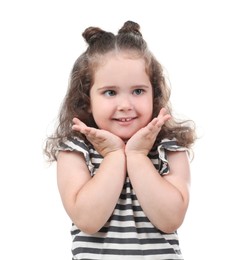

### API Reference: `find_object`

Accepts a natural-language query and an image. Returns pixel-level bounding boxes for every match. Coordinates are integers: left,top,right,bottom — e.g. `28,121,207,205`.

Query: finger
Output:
72,118,89,133
156,108,170,122
156,115,171,127
157,107,169,117
72,124,80,131
72,117,87,127
72,117,81,124
84,127,96,137
72,118,87,127
145,118,158,131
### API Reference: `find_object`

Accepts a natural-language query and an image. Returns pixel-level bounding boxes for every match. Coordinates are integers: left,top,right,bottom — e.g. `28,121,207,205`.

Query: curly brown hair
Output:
44,21,196,161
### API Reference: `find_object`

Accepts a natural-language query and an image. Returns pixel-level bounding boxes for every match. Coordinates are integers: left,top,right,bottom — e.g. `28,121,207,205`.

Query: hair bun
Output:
82,26,106,45
118,21,142,36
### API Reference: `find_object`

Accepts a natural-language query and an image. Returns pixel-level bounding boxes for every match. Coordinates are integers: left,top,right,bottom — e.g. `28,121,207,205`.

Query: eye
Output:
133,89,144,95
103,90,116,96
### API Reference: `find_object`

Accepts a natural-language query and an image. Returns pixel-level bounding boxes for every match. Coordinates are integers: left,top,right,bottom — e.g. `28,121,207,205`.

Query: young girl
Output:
45,21,196,260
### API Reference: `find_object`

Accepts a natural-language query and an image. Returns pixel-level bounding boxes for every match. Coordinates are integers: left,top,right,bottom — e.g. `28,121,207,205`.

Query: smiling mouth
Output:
114,117,136,122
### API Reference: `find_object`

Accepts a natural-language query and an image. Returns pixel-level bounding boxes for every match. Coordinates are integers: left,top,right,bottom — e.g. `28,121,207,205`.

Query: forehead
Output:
93,52,149,83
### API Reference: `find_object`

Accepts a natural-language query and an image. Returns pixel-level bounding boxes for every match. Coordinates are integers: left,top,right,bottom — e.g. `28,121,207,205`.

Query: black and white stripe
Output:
57,137,186,260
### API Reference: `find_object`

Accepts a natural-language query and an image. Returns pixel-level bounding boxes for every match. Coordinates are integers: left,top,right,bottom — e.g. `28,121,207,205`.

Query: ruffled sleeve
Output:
56,136,95,176
157,138,188,175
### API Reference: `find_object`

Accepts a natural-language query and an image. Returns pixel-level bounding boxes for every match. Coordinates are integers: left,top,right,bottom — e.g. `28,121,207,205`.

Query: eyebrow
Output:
97,85,151,91
97,86,117,91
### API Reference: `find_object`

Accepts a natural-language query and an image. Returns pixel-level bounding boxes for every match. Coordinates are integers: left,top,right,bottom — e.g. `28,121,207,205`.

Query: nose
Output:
117,95,133,111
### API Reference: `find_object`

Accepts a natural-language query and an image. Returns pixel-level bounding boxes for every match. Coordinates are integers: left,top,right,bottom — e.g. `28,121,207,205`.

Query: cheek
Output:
140,96,153,112
89,96,100,113
90,100,111,123
91,100,110,113
91,108,102,127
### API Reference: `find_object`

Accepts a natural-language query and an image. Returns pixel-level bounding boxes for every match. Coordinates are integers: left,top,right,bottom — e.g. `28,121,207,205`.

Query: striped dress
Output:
58,137,187,260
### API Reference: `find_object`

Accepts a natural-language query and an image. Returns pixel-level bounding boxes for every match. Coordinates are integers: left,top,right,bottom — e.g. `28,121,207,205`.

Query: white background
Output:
0,0,240,259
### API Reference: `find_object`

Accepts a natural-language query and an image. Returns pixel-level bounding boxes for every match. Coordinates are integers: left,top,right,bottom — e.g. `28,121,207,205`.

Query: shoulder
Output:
154,138,188,175
158,138,188,152
57,136,90,153
57,136,96,175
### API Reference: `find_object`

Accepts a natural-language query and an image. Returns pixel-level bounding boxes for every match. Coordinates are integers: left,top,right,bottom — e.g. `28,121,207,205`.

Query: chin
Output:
113,132,129,140
120,136,130,142
118,134,133,142
117,130,139,141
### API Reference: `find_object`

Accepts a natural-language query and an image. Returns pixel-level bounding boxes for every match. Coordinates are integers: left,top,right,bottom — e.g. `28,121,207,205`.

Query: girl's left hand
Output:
125,108,171,155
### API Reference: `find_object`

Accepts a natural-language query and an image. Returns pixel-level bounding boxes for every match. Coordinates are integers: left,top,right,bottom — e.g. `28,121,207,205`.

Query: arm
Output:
57,149,126,235
126,150,190,233
125,108,190,233
57,119,126,234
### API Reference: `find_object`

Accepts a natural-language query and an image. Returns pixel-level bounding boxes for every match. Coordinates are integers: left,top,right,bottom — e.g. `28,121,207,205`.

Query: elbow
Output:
69,209,105,235
74,219,103,235
157,207,187,234
159,218,184,234
68,206,109,235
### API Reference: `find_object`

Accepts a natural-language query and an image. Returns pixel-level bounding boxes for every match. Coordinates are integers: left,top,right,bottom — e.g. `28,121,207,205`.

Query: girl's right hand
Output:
72,118,125,157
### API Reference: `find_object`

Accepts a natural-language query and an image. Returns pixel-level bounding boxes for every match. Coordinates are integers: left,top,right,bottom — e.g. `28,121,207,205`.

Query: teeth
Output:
119,118,132,122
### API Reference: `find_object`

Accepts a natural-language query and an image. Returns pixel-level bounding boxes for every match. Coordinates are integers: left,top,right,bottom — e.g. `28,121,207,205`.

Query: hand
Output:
72,118,125,157
125,108,171,155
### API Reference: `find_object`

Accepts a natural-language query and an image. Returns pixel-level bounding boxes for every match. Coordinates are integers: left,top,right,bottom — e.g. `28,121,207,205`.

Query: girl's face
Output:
90,53,153,141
